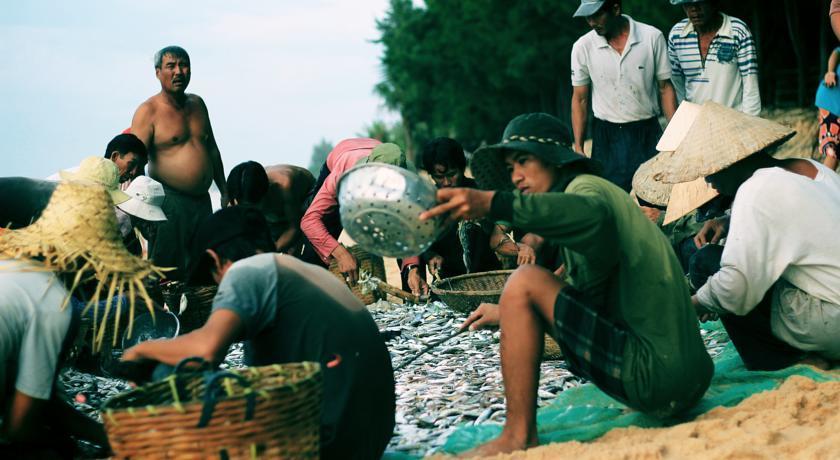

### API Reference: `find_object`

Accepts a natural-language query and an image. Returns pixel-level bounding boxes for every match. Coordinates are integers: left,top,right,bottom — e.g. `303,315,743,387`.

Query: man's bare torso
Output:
133,93,215,195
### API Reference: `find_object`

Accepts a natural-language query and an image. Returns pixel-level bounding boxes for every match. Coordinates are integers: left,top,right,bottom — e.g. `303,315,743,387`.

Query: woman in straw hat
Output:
0,181,164,456
652,102,840,370
420,112,713,457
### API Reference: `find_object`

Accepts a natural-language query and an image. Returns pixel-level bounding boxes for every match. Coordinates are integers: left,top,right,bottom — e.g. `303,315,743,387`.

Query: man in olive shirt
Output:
123,207,395,459
421,113,712,457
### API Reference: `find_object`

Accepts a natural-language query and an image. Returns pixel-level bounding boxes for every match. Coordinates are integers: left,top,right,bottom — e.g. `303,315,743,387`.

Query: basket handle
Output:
197,371,256,428
173,356,211,374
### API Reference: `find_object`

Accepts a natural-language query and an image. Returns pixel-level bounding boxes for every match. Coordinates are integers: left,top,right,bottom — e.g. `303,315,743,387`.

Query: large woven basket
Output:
161,283,218,334
328,245,386,305
431,270,513,313
103,362,322,459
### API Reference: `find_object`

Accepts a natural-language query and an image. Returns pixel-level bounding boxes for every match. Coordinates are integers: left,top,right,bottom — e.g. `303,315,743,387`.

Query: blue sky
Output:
0,0,395,178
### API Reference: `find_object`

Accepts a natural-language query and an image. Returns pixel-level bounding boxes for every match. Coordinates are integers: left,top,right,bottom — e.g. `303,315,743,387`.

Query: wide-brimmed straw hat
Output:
652,102,796,184
470,113,601,191
632,154,673,207
663,178,719,225
60,156,131,205
0,181,166,350
632,102,704,208
117,176,167,222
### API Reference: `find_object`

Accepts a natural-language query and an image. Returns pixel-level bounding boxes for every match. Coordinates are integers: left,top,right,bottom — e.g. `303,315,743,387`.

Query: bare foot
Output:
458,433,538,459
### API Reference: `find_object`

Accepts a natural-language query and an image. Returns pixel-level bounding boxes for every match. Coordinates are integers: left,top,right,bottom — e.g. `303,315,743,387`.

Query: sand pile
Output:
465,375,840,460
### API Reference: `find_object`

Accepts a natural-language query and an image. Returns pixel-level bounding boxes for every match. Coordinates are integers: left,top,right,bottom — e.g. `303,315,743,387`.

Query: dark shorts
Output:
147,184,212,281
553,287,628,402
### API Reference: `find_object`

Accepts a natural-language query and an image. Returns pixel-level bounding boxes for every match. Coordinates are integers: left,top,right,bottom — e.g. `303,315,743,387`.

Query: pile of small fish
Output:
371,300,583,457
58,300,731,458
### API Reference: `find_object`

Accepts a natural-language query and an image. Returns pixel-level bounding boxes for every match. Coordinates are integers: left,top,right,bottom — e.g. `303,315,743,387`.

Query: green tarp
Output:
438,321,838,455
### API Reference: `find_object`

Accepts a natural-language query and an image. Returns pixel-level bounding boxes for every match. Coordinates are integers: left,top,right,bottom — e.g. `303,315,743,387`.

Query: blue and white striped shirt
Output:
668,13,761,115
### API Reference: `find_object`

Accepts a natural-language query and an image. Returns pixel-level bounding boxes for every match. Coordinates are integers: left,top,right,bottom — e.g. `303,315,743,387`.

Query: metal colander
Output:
338,163,442,258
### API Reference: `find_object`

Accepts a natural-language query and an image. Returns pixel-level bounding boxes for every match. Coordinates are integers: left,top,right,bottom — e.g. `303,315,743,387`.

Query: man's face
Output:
504,152,557,194
430,163,463,188
110,151,147,182
585,4,619,36
156,54,191,94
682,2,718,30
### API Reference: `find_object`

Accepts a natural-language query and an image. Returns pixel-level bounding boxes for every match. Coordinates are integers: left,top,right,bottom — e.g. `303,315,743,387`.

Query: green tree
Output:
307,138,333,175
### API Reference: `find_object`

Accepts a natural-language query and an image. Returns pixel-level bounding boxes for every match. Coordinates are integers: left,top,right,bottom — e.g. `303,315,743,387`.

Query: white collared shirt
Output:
571,15,672,124
668,13,761,115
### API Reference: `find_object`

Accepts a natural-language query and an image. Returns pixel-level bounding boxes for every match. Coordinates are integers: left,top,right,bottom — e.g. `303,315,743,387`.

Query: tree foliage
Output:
307,138,334,175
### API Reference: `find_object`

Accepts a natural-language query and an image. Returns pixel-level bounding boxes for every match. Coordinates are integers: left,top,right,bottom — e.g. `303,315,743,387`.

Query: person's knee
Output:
506,264,551,295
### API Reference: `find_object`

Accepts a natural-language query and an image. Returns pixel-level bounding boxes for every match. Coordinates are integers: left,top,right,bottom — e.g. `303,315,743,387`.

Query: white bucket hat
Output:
116,176,167,221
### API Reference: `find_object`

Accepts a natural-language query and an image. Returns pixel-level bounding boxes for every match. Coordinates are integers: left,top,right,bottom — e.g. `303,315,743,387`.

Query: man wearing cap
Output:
653,102,840,370
667,0,761,115
571,0,677,192
421,113,712,456
299,139,429,296
123,207,395,459
130,45,227,280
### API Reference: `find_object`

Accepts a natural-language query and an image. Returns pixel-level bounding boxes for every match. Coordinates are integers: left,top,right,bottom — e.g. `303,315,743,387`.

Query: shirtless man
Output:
130,45,227,280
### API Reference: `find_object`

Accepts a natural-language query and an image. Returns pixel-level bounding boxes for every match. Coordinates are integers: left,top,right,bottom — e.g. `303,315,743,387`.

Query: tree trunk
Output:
783,0,807,106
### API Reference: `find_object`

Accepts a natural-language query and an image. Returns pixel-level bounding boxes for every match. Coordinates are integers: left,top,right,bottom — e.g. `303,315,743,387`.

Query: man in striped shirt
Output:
668,0,761,115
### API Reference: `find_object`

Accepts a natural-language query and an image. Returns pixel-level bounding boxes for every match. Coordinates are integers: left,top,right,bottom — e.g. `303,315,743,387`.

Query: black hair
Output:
154,46,190,69
227,161,269,205
187,207,275,285
421,137,467,173
105,133,148,160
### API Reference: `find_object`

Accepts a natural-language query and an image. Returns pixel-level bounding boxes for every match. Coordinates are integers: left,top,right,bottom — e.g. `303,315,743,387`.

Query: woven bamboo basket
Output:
431,270,513,313
328,245,386,305
432,270,563,360
161,283,218,334
103,362,322,459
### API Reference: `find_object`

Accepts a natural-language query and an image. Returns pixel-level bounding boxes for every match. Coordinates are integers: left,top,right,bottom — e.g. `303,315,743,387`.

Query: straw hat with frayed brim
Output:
0,181,168,351
632,153,673,207
653,102,796,184
470,113,602,191
60,156,131,205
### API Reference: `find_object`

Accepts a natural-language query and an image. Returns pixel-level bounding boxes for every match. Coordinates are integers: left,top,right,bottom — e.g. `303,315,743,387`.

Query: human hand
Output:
693,218,726,248
419,188,494,224
692,295,719,322
554,264,567,279
461,303,501,331
407,267,429,296
428,255,444,278
516,243,536,265
332,245,358,284
639,206,662,223
826,71,837,88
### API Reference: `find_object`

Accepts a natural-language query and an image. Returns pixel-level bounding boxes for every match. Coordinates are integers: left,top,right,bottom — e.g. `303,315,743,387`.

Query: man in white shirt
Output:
653,102,840,370
571,0,677,192
668,0,761,115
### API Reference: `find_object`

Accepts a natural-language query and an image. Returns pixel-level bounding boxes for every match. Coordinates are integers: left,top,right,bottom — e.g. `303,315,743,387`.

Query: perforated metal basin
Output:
338,163,442,257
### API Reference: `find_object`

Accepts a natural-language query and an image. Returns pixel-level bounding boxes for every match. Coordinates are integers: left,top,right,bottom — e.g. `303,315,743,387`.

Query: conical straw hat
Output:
654,102,796,184
0,181,167,350
632,102,703,207
663,178,719,225
632,153,673,207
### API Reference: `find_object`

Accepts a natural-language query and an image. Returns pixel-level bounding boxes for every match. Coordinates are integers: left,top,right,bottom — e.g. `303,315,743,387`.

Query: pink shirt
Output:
300,138,420,270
